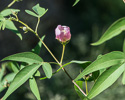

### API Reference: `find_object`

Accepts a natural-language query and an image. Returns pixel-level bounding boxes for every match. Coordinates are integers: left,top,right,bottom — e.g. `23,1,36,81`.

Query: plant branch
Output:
1,0,18,12
8,0,16,8
13,18,87,97
73,80,87,96
85,80,88,95
60,45,65,64
35,17,40,33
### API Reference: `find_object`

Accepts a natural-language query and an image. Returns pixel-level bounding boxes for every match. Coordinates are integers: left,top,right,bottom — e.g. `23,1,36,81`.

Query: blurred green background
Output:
0,0,125,100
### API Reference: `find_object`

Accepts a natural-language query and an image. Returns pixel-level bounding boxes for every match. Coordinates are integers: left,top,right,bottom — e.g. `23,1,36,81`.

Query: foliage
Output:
0,0,125,100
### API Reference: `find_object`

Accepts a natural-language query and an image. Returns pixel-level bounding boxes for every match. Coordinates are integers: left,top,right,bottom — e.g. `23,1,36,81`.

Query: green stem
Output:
8,0,16,8
60,45,65,64
85,80,88,95
35,33,60,64
35,17,40,33
14,19,87,97
1,0,17,12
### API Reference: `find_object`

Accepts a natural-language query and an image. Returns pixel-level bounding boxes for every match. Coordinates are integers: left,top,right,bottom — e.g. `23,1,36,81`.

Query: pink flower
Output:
55,25,71,44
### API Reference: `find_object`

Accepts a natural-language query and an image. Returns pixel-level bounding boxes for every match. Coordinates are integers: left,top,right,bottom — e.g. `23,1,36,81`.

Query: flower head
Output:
55,25,71,44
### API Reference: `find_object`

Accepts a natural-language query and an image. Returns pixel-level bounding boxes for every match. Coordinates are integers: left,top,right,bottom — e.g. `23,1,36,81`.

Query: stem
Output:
85,80,88,95
73,80,87,96
35,17,40,33
14,19,87,97
60,45,65,64
35,33,60,64
1,0,17,12
8,0,16,8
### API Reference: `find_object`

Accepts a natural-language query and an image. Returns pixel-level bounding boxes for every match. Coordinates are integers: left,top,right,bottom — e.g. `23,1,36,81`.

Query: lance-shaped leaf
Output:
0,64,5,82
74,51,125,81
91,17,125,45
0,14,4,20
0,9,20,16
0,73,16,92
123,39,125,54
74,81,85,99
25,10,38,17
1,52,43,64
61,60,91,69
32,4,48,17
73,0,80,6
5,20,22,40
29,77,41,100
122,69,125,85
7,62,20,73
32,35,45,54
42,63,52,79
87,63,125,99
1,63,42,100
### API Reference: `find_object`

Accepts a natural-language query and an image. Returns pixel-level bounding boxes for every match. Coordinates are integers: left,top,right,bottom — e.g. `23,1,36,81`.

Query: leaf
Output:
0,14,4,20
1,52,43,64
91,17,125,45
62,60,91,68
1,63,42,100
74,51,125,81
74,81,85,99
0,73,16,92
0,64,5,82
73,0,80,6
32,4,48,17
32,35,45,54
0,9,20,16
122,69,125,85
7,62,20,73
25,10,38,17
29,77,41,100
123,39,125,54
0,22,2,30
87,63,125,99
0,19,6,30
42,63,52,78
34,70,41,77
5,20,22,40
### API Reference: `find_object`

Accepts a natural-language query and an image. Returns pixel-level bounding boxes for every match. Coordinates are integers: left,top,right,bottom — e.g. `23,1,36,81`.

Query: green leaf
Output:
122,69,125,85
29,77,41,100
91,17,125,45
42,63,52,78
73,0,80,6
1,19,6,30
87,63,125,99
5,20,22,40
62,60,91,68
74,51,125,81
0,14,4,20
123,39,125,54
7,62,20,73
34,70,41,77
0,73,16,92
0,9,20,16
32,35,45,54
74,81,85,99
0,22,2,30
32,4,48,17
25,10,38,17
2,63,42,100
0,64,5,82
1,52,43,64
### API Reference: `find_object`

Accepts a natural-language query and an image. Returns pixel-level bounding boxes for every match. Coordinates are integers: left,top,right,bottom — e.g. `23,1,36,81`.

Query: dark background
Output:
0,0,125,100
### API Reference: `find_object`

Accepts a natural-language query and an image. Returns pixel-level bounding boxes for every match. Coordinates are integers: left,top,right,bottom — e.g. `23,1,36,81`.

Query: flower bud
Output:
55,25,71,44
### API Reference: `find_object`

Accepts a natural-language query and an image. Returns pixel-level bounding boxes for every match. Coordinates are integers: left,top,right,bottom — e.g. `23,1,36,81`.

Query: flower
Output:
55,25,71,44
